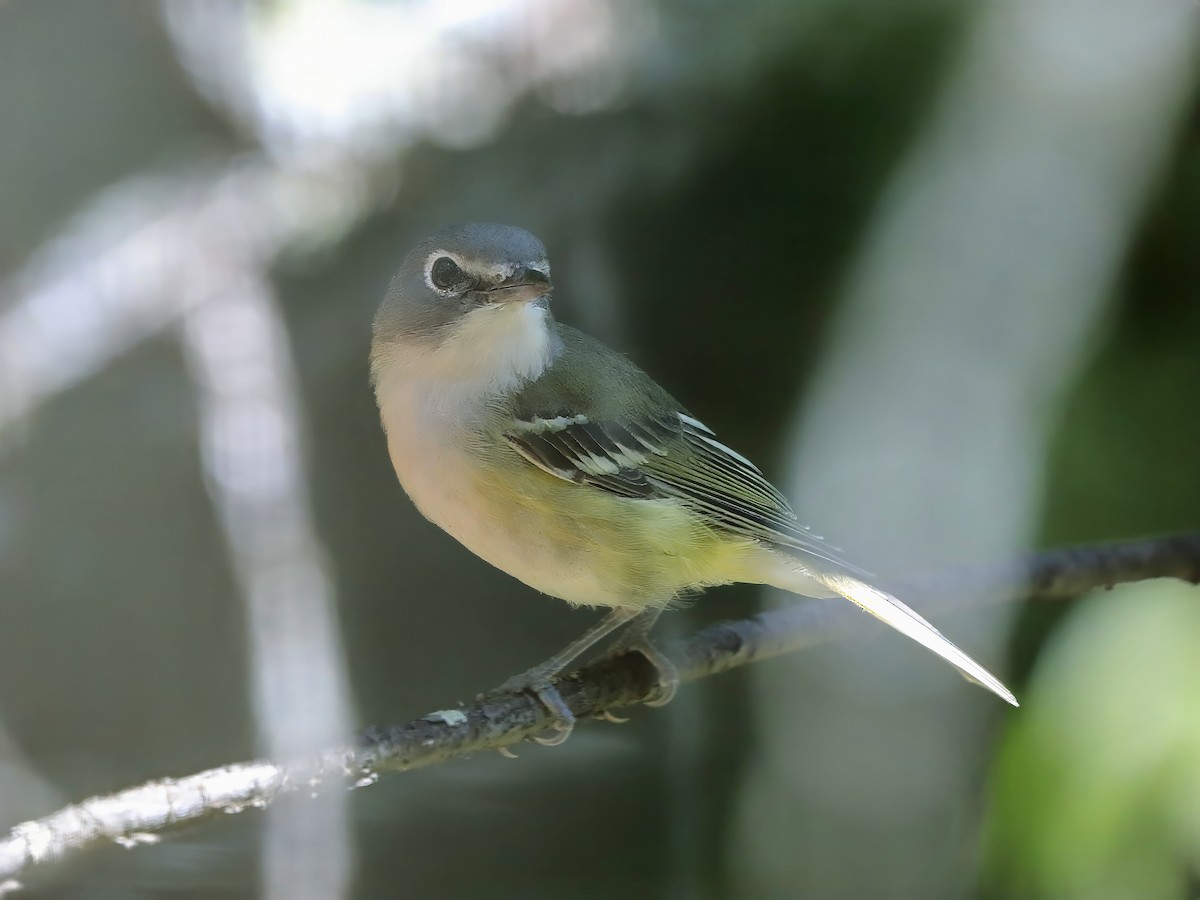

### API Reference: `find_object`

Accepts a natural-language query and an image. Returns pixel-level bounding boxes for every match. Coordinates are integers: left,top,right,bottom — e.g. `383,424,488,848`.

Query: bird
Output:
370,223,1017,743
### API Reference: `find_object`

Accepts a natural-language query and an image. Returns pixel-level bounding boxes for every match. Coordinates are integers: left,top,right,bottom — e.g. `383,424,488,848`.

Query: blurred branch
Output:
1,533,1198,891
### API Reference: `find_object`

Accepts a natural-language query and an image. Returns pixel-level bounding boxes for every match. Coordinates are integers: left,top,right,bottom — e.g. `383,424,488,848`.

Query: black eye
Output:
430,256,463,290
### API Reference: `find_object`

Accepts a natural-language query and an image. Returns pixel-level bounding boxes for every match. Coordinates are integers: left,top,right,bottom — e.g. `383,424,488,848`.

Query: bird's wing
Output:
505,409,1018,707
505,327,1016,707
504,407,869,578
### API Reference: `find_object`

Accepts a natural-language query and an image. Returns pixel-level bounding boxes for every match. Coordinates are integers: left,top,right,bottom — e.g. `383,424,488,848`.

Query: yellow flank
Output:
465,450,765,610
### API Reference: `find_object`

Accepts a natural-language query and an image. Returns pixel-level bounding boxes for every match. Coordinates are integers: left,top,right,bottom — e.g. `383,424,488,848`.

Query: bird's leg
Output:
493,607,640,746
601,607,679,707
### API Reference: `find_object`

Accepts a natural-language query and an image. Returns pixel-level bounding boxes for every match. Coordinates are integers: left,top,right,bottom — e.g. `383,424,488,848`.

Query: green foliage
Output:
986,580,1200,899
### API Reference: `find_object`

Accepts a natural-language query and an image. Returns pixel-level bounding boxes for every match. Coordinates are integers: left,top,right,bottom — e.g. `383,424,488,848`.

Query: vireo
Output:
371,223,1017,743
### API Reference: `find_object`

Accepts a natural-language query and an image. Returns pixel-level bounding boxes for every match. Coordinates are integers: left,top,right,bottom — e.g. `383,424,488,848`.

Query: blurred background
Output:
1,0,1199,897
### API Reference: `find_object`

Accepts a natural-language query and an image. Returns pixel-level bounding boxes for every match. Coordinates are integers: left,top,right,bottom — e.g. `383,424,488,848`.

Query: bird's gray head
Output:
371,223,557,388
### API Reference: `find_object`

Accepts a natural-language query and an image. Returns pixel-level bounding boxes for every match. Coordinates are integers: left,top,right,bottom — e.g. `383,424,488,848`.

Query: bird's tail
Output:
778,565,1018,707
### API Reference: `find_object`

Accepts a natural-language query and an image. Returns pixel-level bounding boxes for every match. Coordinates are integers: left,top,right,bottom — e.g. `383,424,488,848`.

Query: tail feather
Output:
807,570,1018,707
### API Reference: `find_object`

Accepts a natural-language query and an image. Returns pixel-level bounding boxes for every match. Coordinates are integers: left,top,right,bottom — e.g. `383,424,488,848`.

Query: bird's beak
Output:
484,267,552,305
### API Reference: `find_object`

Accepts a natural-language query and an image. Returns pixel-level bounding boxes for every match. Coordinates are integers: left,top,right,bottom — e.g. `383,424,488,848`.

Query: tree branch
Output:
2,533,1198,890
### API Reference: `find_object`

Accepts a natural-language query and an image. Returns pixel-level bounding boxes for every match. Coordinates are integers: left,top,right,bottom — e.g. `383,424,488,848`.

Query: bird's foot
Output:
605,636,679,708
492,670,576,746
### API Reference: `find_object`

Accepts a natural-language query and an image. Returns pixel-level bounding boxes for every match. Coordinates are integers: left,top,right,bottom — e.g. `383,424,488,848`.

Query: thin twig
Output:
1,533,1197,891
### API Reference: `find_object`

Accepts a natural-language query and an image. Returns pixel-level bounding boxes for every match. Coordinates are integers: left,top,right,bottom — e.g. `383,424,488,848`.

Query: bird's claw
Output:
595,710,630,724
528,681,576,745
533,718,574,746
494,673,577,746
644,673,679,707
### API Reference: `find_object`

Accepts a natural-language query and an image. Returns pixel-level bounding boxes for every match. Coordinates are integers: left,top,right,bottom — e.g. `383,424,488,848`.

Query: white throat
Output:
373,301,556,414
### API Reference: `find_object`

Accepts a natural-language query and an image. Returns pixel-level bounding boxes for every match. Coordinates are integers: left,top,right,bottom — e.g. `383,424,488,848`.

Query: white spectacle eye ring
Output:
424,251,467,295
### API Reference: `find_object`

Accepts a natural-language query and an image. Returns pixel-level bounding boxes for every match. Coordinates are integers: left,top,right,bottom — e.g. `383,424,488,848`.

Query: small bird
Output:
371,223,1017,742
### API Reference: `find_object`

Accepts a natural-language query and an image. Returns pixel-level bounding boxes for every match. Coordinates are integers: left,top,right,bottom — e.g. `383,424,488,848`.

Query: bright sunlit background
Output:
1,1,1198,898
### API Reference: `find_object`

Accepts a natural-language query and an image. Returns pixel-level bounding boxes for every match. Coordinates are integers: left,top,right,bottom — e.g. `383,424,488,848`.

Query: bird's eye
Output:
430,256,463,290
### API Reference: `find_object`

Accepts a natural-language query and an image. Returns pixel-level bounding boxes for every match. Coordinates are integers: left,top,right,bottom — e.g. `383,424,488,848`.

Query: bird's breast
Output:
373,372,762,609
374,374,603,600
376,374,492,536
